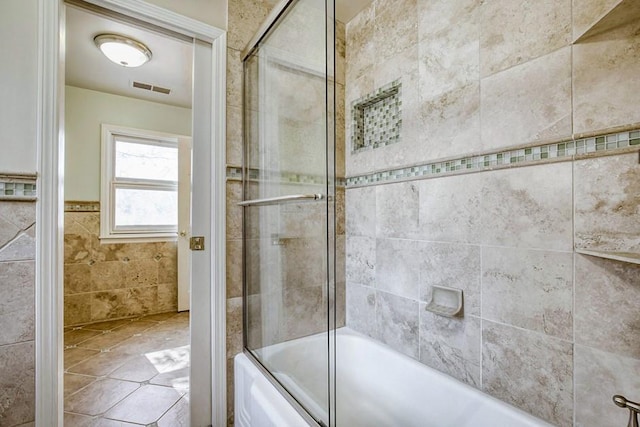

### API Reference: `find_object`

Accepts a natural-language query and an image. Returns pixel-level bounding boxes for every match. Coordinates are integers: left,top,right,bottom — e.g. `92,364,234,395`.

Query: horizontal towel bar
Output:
238,193,324,207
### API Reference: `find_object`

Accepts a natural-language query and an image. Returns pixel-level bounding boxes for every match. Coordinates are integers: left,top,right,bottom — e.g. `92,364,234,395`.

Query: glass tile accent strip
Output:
0,179,37,199
226,166,346,187
347,129,640,187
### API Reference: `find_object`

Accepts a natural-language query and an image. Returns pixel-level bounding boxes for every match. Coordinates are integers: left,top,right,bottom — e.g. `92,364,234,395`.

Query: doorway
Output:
36,0,228,425
62,3,193,424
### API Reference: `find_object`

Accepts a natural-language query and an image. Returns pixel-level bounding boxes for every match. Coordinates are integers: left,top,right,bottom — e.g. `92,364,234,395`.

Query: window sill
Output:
99,233,178,244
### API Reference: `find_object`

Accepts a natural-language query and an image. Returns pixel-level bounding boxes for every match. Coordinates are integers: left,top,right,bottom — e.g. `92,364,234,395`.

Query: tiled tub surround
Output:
64,209,178,326
346,154,640,427
344,1,640,426
0,199,36,426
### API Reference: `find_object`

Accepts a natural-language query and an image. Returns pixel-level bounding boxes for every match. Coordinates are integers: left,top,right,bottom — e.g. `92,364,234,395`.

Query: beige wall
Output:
344,1,640,427
0,0,38,174
65,86,191,201
0,1,38,425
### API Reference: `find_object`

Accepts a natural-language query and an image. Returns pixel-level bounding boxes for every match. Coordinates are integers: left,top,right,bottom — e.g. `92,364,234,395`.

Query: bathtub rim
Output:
242,327,555,427
243,346,324,427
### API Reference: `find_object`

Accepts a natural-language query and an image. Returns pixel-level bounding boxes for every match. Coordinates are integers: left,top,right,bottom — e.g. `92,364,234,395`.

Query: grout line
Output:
481,317,574,345
479,245,483,390
571,154,578,426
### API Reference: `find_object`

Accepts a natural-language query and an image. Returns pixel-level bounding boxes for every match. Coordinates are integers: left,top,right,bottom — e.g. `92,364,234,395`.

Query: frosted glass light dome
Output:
94,34,152,68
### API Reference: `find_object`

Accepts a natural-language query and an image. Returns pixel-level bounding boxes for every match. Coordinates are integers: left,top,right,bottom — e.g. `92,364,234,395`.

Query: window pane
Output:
115,140,178,181
114,188,177,227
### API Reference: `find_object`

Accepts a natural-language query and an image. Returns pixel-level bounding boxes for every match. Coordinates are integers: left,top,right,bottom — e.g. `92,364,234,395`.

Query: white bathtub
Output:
235,327,553,427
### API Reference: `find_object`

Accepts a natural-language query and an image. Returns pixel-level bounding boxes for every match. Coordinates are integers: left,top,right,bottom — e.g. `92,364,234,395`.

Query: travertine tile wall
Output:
345,1,640,426
0,200,36,426
64,211,178,326
225,1,346,424
225,3,278,424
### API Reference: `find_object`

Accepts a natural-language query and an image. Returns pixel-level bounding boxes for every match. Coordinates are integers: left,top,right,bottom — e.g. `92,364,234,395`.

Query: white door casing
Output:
35,0,227,426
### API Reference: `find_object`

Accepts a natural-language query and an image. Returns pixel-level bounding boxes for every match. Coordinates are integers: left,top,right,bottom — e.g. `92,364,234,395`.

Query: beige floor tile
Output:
63,412,95,426
104,384,183,424
108,355,161,383
111,320,158,335
75,330,139,352
150,366,189,392
64,412,140,426
82,319,133,331
64,373,96,398
139,312,178,322
64,311,190,424
93,418,140,426
64,378,139,416
65,347,100,369
163,311,190,324
67,350,134,377
111,335,174,355
157,395,189,427
64,329,102,346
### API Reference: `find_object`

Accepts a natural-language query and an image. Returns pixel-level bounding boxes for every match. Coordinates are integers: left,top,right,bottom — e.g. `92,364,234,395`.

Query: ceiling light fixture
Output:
94,34,152,68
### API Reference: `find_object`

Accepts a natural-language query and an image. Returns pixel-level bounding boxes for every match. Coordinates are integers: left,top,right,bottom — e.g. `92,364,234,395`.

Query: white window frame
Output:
100,123,184,243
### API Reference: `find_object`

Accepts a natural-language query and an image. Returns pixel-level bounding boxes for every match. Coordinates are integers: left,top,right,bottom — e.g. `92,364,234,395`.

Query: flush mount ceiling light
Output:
94,34,152,67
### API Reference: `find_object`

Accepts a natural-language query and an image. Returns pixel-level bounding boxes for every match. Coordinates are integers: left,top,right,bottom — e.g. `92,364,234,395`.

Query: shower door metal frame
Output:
240,0,337,425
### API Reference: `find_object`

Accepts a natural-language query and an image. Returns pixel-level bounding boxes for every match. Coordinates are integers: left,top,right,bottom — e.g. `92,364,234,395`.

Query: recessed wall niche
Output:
351,79,402,153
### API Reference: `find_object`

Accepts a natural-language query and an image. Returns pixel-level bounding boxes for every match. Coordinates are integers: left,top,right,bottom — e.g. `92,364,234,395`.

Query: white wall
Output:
0,0,38,174
65,85,191,201
146,0,227,30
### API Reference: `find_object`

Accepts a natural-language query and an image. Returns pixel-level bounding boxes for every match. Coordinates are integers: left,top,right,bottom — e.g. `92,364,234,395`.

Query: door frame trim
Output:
35,1,227,425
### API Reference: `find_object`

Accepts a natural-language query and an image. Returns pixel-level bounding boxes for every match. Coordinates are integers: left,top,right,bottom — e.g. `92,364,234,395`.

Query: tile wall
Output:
345,1,640,426
64,209,178,326
225,2,278,424
0,196,36,426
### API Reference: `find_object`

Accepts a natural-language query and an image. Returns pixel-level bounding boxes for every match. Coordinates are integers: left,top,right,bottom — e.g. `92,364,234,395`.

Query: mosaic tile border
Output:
351,79,402,153
226,166,345,187
0,174,37,200
65,201,100,212
346,129,640,187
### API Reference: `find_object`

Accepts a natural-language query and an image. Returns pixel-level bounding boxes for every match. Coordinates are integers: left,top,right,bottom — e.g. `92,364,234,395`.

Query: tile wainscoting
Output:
0,198,36,426
64,207,178,327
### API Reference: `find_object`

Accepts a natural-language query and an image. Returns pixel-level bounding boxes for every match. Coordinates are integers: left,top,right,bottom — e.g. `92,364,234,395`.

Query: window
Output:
100,124,185,242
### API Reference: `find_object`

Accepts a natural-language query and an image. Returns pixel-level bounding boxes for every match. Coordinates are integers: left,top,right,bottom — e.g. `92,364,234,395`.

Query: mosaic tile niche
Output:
64,208,178,326
351,79,402,153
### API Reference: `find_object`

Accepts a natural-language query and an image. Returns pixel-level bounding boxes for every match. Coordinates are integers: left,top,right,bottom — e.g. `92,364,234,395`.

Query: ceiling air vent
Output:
132,81,171,95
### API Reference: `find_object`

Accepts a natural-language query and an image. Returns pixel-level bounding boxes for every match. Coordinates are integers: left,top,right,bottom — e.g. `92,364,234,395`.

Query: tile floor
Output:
63,311,190,426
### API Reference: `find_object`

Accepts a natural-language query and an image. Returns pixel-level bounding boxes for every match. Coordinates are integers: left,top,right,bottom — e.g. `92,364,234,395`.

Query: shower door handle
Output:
238,193,324,207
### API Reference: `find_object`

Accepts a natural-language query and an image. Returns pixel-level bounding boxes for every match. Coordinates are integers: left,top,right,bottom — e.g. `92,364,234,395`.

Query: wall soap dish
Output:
425,285,463,317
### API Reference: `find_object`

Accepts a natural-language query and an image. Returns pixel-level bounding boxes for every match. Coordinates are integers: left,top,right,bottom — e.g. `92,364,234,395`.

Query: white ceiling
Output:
65,6,193,109
64,1,373,110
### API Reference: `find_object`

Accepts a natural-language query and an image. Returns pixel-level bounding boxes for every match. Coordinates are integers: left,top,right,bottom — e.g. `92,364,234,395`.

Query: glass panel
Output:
114,187,177,227
115,139,178,182
243,0,336,425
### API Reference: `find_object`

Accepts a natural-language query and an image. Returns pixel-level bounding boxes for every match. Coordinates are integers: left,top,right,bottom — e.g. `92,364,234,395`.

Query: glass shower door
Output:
242,0,336,426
